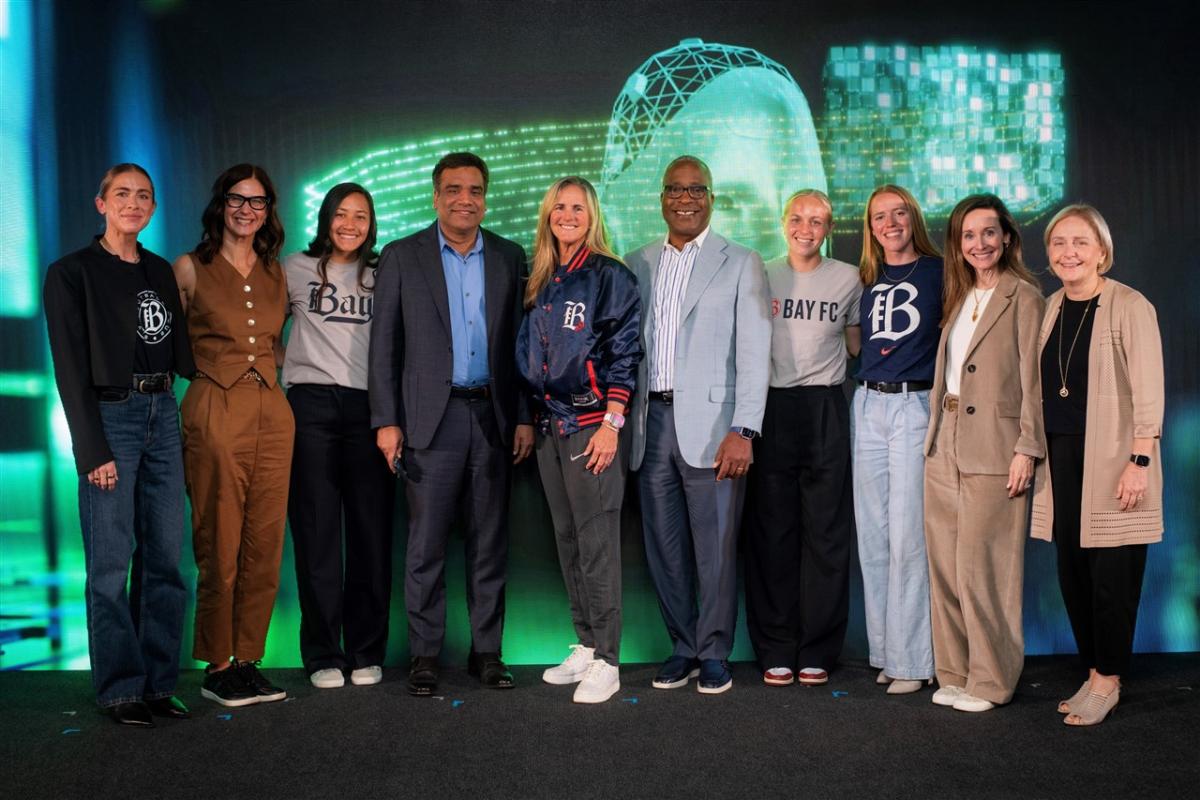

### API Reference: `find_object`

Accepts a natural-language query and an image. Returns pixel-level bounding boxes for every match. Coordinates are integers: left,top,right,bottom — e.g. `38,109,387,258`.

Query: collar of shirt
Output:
662,225,710,256
437,226,483,260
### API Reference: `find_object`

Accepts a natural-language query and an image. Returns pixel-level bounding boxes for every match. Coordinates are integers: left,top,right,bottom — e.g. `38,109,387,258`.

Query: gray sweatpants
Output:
535,426,627,665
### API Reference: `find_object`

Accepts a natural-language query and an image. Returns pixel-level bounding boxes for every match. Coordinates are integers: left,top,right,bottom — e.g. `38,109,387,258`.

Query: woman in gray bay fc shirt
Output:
743,190,862,689
283,183,395,690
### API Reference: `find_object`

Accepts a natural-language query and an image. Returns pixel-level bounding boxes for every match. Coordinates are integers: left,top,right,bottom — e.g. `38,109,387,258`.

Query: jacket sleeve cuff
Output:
606,386,632,406
1133,423,1162,439
1015,440,1045,460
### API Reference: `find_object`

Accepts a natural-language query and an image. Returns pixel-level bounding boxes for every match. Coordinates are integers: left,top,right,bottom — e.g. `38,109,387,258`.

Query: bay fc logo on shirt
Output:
562,301,586,332
136,290,172,344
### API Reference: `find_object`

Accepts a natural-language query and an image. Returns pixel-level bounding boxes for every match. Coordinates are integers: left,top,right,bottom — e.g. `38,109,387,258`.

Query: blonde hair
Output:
781,189,833,224
858,184,940,285
1044,203,1114,274
526,177,622,307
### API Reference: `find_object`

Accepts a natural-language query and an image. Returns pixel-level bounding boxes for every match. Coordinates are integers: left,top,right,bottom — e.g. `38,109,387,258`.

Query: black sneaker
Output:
200,666,259,707
235,661,287,703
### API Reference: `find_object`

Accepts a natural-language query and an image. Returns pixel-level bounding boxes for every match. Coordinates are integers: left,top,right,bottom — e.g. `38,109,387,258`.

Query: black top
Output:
1041,295,1099,435
43,237,195,474
132,260,176,375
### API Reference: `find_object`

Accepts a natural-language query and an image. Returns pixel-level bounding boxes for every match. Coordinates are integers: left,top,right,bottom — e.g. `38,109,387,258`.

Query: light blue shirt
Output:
438,227,489,386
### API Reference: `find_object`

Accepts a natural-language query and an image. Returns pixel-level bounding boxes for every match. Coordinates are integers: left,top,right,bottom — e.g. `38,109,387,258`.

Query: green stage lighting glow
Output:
821,45,1065,219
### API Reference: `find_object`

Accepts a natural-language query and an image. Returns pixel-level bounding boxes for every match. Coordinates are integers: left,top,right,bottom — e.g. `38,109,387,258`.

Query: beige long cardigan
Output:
1030,278,1164,546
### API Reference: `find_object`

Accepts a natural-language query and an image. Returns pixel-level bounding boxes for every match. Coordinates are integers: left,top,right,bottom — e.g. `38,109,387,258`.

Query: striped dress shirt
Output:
649,227,710,392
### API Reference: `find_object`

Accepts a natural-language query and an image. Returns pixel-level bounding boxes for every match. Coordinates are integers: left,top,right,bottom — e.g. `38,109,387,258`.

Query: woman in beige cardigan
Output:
924,194,1045,713
1032,204,1164,726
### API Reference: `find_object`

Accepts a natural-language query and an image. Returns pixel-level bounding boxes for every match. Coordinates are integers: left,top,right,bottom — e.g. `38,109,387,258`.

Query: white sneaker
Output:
932,685,966,707
350,666,382,686
542,644,595,685
310,668,345,689
573,659,620,704
953,693,995,713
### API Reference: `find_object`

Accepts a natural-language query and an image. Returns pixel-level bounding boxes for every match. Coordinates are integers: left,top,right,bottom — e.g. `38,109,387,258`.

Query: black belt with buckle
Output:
648,390,674,404
132,373,173,393
450,384,490,400
860,380,933,394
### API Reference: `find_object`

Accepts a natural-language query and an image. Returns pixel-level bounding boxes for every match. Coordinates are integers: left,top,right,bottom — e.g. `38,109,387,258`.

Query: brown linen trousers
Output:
923,271,1046,704
181,252,293,664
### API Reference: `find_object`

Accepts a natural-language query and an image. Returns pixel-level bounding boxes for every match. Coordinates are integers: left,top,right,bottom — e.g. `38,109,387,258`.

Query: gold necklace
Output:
970,286,994,322
1056,293,1097,398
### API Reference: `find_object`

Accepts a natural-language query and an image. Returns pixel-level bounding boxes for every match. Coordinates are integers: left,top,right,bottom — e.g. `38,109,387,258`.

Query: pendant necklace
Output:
970,286,994,322
1056,292,1097,398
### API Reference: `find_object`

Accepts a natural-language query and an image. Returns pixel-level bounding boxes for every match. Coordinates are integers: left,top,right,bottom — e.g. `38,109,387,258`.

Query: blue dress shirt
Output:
438,227,489,386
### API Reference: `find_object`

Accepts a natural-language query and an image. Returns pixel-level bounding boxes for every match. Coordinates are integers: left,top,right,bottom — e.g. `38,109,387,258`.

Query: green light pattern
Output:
301,123,610,255
821,45,1065,219
600,38,826,258
0,0,39,317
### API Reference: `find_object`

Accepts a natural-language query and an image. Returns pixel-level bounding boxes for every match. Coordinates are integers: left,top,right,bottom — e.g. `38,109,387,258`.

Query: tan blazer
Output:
1030,279,1164,546
925,269,1046,474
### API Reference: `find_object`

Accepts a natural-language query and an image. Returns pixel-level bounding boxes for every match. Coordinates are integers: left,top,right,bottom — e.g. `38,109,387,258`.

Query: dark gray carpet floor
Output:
3,654,1198,799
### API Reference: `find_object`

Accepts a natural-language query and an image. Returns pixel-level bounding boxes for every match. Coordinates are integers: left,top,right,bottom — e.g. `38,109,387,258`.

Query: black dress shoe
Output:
468,652,514,689
146,695,191,719
408,656,439,697
108,701,154,727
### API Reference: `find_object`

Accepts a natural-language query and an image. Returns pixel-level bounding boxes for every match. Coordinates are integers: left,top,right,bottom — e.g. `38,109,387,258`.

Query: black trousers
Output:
287,384,396,673
1048,433,1148,677
743,385,853,672
403,396,510,657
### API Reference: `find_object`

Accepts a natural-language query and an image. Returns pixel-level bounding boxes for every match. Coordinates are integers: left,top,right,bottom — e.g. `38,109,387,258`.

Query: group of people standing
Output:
44,150,1163,728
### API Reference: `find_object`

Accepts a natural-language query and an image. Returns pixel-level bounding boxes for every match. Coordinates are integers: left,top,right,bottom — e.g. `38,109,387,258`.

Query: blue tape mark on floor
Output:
62,728,80,735
832,690,848,698
217,713,232,720
451,700,464,708
621,697,638,704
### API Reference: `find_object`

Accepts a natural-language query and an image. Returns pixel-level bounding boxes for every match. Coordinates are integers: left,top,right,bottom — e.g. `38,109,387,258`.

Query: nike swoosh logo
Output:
570,452,588,461
880,346,896,355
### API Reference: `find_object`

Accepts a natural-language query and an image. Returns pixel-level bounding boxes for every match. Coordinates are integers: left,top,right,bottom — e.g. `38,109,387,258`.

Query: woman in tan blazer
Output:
1031,204,1164,726
924,194,1045,713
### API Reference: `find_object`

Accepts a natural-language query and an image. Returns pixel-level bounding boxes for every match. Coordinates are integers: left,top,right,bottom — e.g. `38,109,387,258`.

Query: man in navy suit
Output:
368,152,533,696
625,155,772,694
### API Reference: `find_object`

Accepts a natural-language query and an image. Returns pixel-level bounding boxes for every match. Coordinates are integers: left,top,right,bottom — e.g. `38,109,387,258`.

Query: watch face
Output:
1132,454,1151,467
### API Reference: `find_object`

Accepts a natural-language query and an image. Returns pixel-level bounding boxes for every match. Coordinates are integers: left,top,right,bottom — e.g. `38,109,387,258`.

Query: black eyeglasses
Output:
663,184,710,199
225,193,271,210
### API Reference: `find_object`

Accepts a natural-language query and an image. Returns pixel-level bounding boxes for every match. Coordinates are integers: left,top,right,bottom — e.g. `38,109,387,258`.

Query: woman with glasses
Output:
283,183,394,690
853,184,943,696
44,163,195,726
173,164,293,707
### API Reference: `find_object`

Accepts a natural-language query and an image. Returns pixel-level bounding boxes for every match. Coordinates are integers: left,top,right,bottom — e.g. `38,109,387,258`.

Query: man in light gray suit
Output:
625,155,771,694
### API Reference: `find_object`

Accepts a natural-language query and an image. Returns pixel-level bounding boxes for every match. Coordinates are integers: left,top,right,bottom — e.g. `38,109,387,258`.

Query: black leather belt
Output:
450,384,490,400
648,390,673,404
132,373,173,393
860,380,933,394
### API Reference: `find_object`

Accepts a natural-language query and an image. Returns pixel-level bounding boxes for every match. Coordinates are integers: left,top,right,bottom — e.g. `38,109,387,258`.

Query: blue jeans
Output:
78,390,186,707
851,386,934,680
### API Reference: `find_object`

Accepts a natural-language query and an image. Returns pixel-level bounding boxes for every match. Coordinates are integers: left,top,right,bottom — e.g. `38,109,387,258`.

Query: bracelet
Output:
602,422,620,432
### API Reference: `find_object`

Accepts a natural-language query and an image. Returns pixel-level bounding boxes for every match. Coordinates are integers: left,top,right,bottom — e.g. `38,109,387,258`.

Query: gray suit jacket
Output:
626,231,771,470
368,222,528,449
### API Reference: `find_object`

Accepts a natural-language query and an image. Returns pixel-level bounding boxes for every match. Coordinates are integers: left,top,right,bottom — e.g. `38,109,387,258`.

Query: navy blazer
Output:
368,222,529,449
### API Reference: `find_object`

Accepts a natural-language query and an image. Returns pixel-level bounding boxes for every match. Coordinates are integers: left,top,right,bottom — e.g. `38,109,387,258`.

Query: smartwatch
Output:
731,426,759,441
603,411,626,430
1130,454,1151,468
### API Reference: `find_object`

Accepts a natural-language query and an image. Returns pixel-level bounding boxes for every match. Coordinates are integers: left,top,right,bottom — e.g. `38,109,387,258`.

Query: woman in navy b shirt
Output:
852,184,944,695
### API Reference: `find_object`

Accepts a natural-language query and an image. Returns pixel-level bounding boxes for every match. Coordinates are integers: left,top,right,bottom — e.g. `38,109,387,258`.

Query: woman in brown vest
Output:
1031,204,1165,726
173,164,294,707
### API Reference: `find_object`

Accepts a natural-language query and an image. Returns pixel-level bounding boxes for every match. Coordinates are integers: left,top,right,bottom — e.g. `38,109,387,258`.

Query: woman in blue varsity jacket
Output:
516,176,642,704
